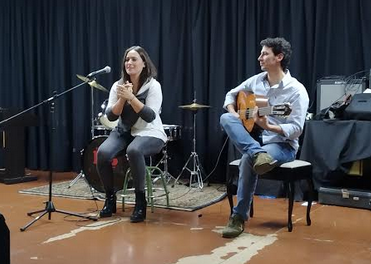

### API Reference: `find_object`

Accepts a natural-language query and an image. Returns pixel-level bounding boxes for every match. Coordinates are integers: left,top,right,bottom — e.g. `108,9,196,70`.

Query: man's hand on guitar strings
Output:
253,106,270,130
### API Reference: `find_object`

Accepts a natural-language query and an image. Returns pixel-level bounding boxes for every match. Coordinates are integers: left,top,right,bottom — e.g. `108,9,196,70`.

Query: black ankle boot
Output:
130,191,147,223
99,192,117,218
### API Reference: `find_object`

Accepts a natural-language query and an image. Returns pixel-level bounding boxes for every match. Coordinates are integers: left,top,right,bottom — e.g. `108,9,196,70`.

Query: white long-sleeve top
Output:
106,77,168,143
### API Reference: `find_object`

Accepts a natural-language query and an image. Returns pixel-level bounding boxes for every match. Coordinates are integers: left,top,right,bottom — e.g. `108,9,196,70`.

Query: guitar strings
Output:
239,106,273,118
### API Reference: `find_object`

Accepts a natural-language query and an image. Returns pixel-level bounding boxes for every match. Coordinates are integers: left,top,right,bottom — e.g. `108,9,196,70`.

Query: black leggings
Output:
96,129,164,193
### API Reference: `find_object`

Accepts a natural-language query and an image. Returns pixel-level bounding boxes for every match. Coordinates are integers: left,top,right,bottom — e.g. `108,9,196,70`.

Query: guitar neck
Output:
240,106,273,119
257,106,274,117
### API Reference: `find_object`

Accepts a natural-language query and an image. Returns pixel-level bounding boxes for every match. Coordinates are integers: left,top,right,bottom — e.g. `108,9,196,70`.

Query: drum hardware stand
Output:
173,98,210,189
67,74,109,189
68,85,97,188
155,144,176,183
68,168,100,200
12,79,102,231
67,169,88,189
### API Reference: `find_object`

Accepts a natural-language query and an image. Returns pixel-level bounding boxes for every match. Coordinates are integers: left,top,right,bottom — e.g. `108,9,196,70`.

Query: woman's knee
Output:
126,145,142,160
97,147,111,164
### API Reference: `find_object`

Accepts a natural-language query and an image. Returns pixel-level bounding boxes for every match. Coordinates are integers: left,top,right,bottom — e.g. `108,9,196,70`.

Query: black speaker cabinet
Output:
0,213,10,264
345,93,371,120
316,78,366,114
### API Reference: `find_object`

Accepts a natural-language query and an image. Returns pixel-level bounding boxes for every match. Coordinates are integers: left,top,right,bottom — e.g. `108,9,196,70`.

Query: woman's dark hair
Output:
121,46,157,87
260,37,292,71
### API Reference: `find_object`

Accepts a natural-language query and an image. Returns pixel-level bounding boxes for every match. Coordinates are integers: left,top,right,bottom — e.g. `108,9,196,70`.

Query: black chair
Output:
227,159,314,232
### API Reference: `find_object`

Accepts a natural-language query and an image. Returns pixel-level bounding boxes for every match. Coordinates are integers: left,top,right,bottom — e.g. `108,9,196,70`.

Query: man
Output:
220,37,309,238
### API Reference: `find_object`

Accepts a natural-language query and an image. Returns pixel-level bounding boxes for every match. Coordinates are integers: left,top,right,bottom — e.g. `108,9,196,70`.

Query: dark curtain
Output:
1,0,371,182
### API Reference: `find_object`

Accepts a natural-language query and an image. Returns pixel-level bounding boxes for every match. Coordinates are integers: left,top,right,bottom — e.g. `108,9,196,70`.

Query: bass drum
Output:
81,136,129,193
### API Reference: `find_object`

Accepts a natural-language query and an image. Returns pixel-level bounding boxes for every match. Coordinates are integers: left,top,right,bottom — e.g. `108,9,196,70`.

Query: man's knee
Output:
220,112,232,127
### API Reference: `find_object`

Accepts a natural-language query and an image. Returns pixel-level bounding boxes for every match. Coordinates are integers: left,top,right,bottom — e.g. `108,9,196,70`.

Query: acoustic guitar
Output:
237,91,292,132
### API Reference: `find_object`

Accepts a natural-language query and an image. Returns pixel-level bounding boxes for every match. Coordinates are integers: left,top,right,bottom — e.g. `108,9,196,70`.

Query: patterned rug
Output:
19,178,227,211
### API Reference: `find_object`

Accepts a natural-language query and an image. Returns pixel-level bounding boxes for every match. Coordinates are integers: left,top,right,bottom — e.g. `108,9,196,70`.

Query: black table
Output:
300,120,371,189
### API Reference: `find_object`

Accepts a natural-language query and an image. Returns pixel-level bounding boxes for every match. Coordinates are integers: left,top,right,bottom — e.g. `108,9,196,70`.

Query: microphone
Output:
87,66,111,78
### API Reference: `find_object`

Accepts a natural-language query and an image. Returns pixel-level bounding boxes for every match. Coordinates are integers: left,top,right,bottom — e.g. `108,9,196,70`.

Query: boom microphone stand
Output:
6,80,101,231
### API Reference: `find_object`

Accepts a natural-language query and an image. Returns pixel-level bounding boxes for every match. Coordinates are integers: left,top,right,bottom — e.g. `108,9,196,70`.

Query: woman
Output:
96,46,167,222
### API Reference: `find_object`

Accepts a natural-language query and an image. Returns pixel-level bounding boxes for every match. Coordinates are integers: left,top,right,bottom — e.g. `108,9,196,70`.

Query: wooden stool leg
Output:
287,181,295,232
250,199,254,218
306,178,314,226
227,192,234,216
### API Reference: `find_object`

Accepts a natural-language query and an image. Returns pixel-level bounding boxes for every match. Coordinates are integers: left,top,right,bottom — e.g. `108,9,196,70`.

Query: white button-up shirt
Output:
223,70,309,152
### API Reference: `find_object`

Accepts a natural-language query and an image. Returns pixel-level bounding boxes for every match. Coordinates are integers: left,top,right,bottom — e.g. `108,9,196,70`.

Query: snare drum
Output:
98,113,119,129
81,136,129,193
94,125,111,136
98,99,119,129
163,124,181,141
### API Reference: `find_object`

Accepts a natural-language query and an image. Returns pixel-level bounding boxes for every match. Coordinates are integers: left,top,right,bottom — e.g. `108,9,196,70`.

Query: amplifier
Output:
316,78,366,114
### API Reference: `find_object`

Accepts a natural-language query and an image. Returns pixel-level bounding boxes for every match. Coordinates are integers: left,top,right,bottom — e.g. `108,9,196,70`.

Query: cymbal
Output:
179,102,210,111
76,74,109,93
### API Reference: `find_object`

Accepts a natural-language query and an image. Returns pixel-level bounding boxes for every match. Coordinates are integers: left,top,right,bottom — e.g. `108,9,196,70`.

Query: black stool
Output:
227,159,314,232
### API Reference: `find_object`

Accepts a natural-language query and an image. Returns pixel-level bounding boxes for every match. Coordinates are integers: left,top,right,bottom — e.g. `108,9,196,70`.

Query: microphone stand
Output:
0,80,100,231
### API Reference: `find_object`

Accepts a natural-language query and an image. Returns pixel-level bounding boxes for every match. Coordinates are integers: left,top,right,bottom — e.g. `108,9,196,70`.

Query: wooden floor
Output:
1,170,371,264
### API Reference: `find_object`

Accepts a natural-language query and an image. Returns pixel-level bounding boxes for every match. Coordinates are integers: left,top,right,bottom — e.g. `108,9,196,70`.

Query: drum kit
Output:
68,77,211,191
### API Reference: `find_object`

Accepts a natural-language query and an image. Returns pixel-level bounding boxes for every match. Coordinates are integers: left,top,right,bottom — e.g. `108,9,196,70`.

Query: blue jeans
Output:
220,113,296,220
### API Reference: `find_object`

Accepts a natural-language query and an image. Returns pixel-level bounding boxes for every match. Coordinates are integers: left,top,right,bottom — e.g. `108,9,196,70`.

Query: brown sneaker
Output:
253,152,277,175
222,214,245,238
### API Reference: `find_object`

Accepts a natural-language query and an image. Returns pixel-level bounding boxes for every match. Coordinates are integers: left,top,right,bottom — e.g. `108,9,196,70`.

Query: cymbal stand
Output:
20,86,98,231
173,110,204,189
68,86,96,188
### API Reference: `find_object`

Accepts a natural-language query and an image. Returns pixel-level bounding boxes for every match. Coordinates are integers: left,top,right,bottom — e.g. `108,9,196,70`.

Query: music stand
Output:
0,79,100,231
173,100,210,189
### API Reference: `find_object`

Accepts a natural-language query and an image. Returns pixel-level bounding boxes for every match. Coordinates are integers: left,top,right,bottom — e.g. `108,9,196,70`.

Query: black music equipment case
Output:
0,213,10,264
344,93,371,120
318,187,371,210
